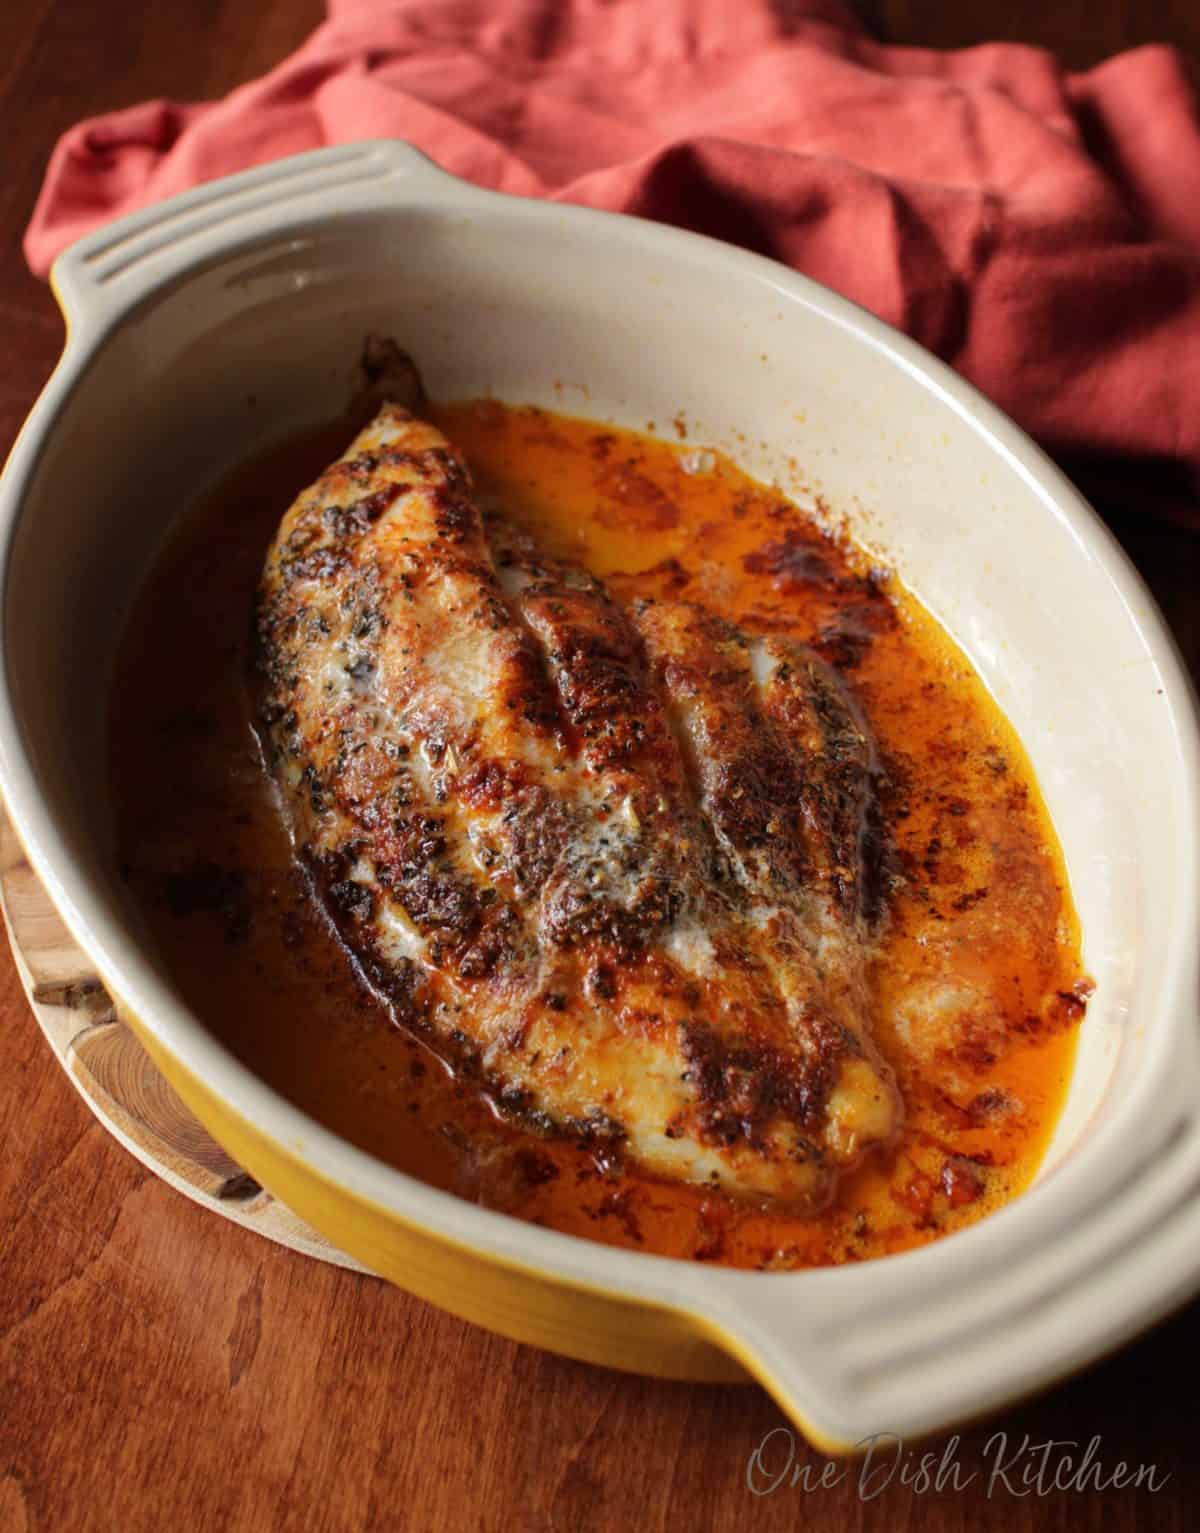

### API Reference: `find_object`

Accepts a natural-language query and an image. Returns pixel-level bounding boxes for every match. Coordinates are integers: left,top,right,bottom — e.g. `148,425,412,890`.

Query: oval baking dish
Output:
1,142,1198,1451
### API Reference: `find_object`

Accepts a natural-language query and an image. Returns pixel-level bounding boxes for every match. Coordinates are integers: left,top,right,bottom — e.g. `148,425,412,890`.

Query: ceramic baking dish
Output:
2,141,1199,1450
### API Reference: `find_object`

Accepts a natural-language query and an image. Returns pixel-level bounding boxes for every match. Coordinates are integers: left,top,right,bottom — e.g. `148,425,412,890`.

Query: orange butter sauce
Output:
108,401,1087,1269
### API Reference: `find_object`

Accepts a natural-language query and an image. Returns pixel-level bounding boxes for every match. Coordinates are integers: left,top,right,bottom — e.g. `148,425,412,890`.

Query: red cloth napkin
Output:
24,0,1200,521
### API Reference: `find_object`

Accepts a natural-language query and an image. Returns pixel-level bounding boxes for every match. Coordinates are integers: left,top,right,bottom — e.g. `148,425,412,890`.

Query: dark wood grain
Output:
1,4,1198,1530
861,0,1200,68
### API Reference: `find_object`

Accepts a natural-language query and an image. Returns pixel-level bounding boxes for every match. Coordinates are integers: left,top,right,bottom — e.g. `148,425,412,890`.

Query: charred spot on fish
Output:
281,545,353,587
325,483,405,539
301,764,327,814
681,1019,845,1153
584,963,618,1002
327,879,375,922
433,493,477,542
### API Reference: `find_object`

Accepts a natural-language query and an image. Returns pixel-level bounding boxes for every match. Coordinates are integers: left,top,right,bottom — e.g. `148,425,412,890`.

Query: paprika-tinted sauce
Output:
109,401,1088,1268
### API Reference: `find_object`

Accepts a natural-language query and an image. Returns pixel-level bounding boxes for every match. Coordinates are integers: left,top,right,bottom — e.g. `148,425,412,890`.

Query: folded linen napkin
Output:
24,0,1200,521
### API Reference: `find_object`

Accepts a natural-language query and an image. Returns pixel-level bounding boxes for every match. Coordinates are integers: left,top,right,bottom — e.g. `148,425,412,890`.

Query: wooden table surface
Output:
2,4,1199,1530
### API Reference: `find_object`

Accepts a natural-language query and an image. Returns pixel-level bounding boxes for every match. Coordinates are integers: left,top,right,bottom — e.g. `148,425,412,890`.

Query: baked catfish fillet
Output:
255,403,900,1207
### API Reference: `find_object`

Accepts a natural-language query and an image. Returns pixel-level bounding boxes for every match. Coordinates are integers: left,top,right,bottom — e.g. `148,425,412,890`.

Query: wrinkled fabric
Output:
24,0,1200,519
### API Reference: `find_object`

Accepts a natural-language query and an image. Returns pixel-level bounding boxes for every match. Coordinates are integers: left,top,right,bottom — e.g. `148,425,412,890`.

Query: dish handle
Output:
49,141,468,336
695,1029,1200,1450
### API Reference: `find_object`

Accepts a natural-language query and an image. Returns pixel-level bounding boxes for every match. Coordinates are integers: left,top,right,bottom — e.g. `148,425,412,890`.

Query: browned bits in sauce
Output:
107,401,1087,1269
